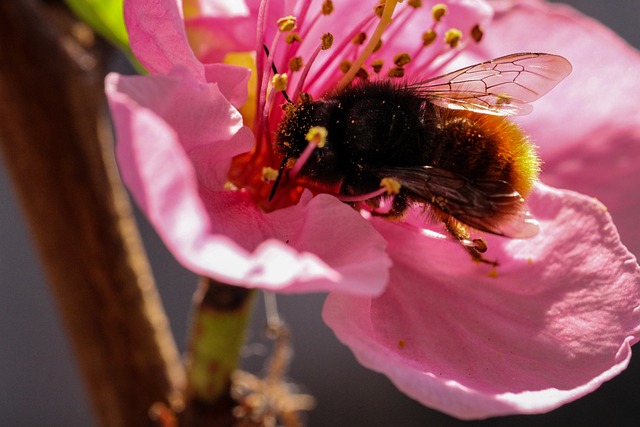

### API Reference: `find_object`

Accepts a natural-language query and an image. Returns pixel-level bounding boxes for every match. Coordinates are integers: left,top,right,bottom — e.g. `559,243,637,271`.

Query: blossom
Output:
107,0,640,420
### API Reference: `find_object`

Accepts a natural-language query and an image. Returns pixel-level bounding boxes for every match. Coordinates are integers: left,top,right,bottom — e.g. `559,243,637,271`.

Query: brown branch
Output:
0,1,185,426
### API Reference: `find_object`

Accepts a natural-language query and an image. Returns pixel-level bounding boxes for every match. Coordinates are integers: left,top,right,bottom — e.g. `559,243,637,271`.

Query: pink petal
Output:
324,183,640,419
466,1,640,255
106,70,390,294
125,0,204,77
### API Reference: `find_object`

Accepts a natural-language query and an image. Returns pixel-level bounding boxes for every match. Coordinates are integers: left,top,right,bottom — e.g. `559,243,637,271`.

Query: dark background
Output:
2,1,639,426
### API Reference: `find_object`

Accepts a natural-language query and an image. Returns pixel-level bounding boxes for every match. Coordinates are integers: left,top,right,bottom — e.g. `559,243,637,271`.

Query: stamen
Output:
272,73,288,92
393,52,411,67
306,126,328,148
261,167,279,182
289,56,304,72
277,16,297,32
288,126,329,179
422,29,437,46
292,33,334,101
322,0,334,15
371,59,384,73
286,32,302,44
380,177,401,194
471,24,484,42
388,67,405,77
431,4,448,22
444,28,462,48
337,0,403,91
352,32,367,45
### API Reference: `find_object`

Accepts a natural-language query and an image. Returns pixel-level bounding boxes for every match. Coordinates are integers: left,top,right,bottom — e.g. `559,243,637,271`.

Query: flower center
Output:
227,0,484,211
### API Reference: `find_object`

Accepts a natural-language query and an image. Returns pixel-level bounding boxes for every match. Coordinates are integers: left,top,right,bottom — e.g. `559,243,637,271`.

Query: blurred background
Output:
1,1,639,426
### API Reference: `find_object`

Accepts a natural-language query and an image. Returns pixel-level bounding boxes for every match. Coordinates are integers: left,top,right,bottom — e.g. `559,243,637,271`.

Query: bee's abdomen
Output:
433,109,539,197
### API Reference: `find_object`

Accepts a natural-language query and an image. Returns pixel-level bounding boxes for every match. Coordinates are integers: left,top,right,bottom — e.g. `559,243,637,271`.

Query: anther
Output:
277,16,297,32
339,60,352,73
272,73,288,92
261,167,279,182
322,0,334,15
432,4,448,22
471,24,484,42
286,32,302,44
306,126,328,148
388,67,405,78
352,32,367,45
289,56,304,72
380,177,401,195
373,39,383,52
371,59,384,73
321,33,334,50
422,29,437,46
444,28,462,48
393,52,411,67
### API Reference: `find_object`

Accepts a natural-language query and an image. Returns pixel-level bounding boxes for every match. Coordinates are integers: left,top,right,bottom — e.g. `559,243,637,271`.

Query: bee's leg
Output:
440,215,498,267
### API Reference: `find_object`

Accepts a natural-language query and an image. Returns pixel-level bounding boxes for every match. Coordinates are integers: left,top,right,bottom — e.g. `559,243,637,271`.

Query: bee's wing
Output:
410,53,572,116
378,166,539,238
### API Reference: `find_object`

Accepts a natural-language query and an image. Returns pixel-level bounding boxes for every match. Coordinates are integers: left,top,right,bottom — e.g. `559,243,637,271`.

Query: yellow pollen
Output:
261,167,279,182
289,56,304,72
444,28,462,48
299,92,313,103
272,73,288,92
277,16,297,32
422,29,437,46
394,52,411,67
321,32,334,50
224,181,238,191
487,268,499,278
285,157,297,168
371,59,384,73
432,4,448,22
388,67,405,78
471,24,484,42
408,0,422,8
306,126,328,148
352,32,367,45
322,0,334,15
381,177,401,194
286,32,302,44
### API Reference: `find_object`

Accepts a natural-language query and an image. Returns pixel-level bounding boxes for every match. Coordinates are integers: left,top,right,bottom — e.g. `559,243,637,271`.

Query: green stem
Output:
182,278,256,426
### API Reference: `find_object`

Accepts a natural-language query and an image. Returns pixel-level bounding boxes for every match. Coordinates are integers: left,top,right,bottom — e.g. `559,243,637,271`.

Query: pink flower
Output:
106,0,640,419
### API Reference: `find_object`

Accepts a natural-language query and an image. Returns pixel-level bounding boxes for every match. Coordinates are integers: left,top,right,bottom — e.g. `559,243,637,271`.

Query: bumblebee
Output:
273,53,572,265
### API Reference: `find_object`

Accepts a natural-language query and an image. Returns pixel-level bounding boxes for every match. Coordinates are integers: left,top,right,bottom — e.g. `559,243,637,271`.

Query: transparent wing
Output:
409,53,572,116
377,166,539,238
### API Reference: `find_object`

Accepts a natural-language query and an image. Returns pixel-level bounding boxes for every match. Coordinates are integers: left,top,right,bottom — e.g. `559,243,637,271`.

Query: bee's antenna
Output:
268,157,288,202
263,44,293,104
